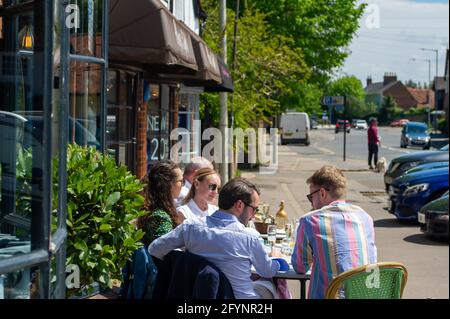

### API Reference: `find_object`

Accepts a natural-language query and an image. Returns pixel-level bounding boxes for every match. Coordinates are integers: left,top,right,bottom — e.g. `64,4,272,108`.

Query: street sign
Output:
322,96,345,106
335,104,344,113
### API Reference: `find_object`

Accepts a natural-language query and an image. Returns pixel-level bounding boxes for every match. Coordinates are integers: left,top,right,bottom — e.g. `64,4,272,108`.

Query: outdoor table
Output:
272,263,311,300
253,245,311,299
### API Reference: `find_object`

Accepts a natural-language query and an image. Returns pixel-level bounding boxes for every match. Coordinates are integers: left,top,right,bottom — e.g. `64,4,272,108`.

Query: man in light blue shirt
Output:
149,178,281,299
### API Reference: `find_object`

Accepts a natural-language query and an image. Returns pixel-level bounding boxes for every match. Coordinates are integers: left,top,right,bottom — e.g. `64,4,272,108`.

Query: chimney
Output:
367,76,372,87
384,72,398,86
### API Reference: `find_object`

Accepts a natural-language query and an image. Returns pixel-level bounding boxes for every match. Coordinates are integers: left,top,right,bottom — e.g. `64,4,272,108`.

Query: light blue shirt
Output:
148,210,280,299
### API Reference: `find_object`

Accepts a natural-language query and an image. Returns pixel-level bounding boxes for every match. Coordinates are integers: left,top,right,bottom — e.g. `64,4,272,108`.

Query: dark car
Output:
418,191,449,239
335,119,351,134
384,144,449,192
388,167,449,220
400,122,431,150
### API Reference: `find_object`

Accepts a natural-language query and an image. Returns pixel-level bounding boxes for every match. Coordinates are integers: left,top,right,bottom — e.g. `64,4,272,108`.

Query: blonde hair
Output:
306,166,348,199
183,168,220,205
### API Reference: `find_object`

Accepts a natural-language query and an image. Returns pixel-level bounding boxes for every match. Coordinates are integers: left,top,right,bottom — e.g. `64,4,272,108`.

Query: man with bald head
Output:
175,157,214,207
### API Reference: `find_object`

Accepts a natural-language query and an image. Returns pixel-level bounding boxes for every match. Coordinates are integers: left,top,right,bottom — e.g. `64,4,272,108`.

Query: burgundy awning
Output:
109,0,198,74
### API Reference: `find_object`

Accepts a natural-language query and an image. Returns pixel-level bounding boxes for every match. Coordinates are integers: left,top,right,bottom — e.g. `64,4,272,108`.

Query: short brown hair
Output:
306,166,347,199
218,178,260,211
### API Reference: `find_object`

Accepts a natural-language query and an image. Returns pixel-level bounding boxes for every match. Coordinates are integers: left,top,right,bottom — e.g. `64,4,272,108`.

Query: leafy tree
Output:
241,0,367,85
326,76,370,119
200,3,310,128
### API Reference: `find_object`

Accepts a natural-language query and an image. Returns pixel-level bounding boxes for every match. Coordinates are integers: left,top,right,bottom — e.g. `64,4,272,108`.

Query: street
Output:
243,126,449,299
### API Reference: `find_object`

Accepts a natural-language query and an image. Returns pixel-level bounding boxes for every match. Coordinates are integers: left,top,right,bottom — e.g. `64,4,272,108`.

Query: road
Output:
244,126,449,299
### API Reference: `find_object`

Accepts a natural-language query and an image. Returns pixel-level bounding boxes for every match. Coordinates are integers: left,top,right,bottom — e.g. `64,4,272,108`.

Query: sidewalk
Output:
242,145,379,220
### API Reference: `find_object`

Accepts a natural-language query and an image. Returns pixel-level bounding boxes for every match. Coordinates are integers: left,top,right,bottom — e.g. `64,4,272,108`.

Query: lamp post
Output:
411,58,432,128
420,48,439,110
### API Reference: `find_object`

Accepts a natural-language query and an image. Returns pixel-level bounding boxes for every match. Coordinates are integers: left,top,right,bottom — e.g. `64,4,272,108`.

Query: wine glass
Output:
267,225,277,247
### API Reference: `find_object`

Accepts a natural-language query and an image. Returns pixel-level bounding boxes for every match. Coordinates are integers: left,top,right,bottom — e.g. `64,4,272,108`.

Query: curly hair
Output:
182,168,219,205
138,160,180,230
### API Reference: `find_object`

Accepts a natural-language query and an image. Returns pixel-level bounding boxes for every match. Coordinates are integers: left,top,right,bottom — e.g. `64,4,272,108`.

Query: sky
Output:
341,0,449,88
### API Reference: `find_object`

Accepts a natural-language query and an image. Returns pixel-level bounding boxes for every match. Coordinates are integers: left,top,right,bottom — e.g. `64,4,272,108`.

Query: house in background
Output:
407,88,435,109
365,73,435,111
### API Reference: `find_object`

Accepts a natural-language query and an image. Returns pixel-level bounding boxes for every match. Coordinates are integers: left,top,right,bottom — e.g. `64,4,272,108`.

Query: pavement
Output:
242,128,449,299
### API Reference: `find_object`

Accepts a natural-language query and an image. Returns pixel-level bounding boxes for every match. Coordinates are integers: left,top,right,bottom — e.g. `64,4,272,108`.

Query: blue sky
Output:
341,0,449,87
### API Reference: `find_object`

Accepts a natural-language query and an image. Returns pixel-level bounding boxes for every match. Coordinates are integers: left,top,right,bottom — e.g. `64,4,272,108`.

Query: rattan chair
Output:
325,262,408,299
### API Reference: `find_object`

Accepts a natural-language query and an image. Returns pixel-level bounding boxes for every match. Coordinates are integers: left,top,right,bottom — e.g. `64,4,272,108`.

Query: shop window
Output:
147,84,174,164
0,267,39,299
68,61,102,149
106,70,136,171
69,0,104,58
178,92,200,158
0,7,36,260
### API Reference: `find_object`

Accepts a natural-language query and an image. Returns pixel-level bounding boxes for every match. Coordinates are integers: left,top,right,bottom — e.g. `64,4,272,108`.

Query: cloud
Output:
342,0,449,87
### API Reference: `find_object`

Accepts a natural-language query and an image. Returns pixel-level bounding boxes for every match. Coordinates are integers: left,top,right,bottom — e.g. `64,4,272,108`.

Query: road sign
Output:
335,104,345,113
322,96,345,106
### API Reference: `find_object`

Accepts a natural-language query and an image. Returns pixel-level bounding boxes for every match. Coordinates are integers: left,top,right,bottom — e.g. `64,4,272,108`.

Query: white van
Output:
279,112,311,145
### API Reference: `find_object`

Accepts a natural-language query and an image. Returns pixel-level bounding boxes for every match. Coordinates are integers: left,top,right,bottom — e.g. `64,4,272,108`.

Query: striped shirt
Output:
291,201,377,299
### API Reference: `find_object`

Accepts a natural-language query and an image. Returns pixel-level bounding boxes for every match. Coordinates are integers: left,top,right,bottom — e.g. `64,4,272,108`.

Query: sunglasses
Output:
243,201,259,214
208,184,221,192
306,188,329,203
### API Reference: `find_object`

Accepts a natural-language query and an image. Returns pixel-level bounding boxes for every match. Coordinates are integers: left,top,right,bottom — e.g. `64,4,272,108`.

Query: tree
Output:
200,3,310,128
380,96,397,123
242,0,367,85
326,76,370,119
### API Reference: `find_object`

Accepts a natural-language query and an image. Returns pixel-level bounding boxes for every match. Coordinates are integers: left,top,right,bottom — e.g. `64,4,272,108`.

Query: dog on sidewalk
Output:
375,157,387,173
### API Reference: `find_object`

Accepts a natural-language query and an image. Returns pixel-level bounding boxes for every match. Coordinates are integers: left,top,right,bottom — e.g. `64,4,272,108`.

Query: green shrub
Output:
54,144,146,296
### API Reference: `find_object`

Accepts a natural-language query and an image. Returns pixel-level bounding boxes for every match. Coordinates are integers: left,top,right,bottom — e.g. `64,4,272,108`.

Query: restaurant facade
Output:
0,0,232,299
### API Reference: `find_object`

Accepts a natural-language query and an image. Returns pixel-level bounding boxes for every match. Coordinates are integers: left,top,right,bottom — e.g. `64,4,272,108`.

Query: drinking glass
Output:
267,225,277,247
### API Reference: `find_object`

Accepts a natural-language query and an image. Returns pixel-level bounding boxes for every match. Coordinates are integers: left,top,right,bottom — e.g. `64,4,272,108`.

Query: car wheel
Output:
335,131,338,134
305,139,311,146
423,144,431,150
281,138,286,145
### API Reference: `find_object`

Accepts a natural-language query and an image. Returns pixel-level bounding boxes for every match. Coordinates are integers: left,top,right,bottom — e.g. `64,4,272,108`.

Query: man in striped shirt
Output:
292,166,377,299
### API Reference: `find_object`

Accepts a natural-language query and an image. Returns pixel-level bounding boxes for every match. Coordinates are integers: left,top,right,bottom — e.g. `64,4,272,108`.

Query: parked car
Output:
384,144,449,191
335,119,351,134
388,167,449,220
355,120,368,130
418,191,449,239
400,122,431,150
390,119,409,127
280,112,311,145
351,119,359,128
404,161,449,175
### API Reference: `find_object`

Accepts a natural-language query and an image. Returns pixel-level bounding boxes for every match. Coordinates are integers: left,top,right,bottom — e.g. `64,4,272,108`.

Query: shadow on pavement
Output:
403,234,449,246
374,218,419,228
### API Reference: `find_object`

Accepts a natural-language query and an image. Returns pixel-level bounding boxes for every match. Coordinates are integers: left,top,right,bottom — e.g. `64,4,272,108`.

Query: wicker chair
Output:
325,262,408,299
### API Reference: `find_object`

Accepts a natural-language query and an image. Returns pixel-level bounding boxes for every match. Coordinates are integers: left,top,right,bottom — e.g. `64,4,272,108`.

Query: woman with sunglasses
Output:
176,168,221,223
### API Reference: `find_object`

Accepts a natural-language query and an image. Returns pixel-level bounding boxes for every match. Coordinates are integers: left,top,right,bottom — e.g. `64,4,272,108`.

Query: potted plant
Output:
53,144,146,298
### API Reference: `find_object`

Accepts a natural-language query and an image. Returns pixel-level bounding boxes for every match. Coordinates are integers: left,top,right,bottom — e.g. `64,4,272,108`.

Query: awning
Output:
204,57,234,93
109,0,198,74
141,28,223,88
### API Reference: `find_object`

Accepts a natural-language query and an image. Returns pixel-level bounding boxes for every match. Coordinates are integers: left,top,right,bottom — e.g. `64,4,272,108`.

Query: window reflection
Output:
69,0,104,58
69,61,101,149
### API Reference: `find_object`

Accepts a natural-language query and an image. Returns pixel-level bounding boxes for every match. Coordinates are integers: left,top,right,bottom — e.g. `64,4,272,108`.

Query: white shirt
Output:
148,211,280,299
175,180,192,208
178,199,218,223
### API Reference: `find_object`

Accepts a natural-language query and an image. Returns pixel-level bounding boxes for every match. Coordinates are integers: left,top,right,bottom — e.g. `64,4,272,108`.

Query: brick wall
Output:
136,79,148,180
